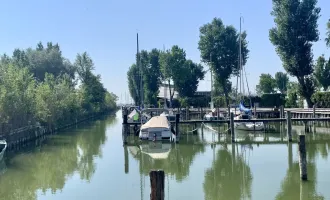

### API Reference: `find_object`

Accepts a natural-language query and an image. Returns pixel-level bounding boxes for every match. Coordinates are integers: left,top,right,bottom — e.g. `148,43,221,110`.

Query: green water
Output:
0,111,330,200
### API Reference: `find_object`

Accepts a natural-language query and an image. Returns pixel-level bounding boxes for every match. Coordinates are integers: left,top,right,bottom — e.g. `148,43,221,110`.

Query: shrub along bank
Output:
0,42,117,139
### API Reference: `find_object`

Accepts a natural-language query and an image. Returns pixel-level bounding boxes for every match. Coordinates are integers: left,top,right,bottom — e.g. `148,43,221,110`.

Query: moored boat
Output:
139,116,173,141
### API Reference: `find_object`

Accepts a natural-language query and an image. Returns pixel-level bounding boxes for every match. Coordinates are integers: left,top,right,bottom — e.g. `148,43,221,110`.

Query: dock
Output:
121,105,330,145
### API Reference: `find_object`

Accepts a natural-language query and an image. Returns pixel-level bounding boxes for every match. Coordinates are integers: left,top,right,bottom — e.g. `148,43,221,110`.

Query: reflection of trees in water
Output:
0,115,115,200
203,145,252,200
275,143,324,200
130,134,205,182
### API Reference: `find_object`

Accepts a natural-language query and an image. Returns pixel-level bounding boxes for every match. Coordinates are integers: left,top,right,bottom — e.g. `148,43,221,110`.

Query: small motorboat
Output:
139,116,173,141
234,114,264,131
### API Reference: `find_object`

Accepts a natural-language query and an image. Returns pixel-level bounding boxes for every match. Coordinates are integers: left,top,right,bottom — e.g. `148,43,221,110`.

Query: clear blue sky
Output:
0,0,329,103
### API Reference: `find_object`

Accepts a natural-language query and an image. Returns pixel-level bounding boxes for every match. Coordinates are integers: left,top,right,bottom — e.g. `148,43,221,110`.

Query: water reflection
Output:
275,142,325,200
129,134,205,182
0,115,116,200
203,144,252,200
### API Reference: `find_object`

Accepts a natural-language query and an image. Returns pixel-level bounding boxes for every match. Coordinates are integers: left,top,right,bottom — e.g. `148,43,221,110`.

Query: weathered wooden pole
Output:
149,170,165,200
230,112,235,143
298,135,307,181
124,146,129,174
122,109,128,145
280,105,284,119
286,111,292,142
200,107,202,119
227,106,231,119
175,113,180,143
313,105,316,124
254,105,257,118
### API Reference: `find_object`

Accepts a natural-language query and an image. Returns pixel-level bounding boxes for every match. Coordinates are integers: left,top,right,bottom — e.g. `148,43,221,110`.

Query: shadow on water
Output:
0,114,117,200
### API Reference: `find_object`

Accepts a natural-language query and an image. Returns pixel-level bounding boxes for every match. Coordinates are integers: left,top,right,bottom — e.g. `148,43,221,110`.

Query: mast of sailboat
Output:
137,33,143,109
239,16,243,103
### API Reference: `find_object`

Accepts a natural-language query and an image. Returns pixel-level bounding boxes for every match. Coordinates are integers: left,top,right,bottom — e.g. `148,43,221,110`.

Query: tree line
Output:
127,46,205,107
257,0,330,108
128,0,329,109
0,42,117,134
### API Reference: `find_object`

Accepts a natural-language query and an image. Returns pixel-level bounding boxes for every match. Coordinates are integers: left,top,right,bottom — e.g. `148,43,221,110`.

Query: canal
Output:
0,110,330,200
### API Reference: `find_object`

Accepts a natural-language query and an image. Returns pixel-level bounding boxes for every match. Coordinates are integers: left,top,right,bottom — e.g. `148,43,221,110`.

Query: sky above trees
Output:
0,0,329,103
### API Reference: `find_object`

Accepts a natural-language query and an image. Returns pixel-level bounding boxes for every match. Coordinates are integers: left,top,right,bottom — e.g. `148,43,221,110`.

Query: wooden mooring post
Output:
286,111,292,142
175,114,180,143
298,135,307,181
124,146,129,174
122,109,128,145
313,105,316,124
230,112,235,143
150,170,165,200
280,105,284,119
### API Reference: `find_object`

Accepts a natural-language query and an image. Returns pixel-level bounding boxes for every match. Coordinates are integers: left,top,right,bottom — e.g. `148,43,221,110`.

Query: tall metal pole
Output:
239,16,242,102
210,53,213,109
137,33,143,109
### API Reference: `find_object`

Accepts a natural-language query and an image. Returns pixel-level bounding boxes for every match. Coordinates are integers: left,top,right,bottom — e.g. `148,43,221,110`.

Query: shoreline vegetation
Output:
128,1,330,109
0,42,118,148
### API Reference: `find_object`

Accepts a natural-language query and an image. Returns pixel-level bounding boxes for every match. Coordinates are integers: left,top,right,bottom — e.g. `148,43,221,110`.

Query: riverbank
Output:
1,108,119,151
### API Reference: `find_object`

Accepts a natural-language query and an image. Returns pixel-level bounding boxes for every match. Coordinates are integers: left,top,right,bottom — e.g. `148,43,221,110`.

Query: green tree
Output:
269,0,320,108
0,63,36,127
74,52,94,83
256,73,276,95
314,55,330,91
175,59,205,97
198,18,249,106
127,63,141,106
141,49,162,106
24,43,75,82
159,45,186,107
275,72,289,93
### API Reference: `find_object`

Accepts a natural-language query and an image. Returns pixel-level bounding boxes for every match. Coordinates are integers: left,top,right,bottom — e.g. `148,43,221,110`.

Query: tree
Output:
127,63,141,105
174,59,205,97
198,18,249,106
269,0,320,108
74,52,94,84
275,72,289,93
326,19,330,47
159,45,186,107
256,73,276,95
314,55,330,91
141,49,162,106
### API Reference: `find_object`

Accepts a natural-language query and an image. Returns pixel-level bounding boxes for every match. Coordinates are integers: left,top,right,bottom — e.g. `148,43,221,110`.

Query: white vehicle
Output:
139,116,173,141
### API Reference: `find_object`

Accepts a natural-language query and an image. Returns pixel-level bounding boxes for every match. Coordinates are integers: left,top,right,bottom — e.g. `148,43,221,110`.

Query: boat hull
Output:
234,122,264,131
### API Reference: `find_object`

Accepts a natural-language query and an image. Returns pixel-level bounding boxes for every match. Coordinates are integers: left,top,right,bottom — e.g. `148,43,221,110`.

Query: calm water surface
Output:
0,111,330,200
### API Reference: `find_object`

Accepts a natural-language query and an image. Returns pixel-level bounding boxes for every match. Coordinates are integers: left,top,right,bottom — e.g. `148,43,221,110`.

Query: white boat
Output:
160,111,176,121
0,140,7,161
139,116,173,141
234,113,264,131
127,108,150,124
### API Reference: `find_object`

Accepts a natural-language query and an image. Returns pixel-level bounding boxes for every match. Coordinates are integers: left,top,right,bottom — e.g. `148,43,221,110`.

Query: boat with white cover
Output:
139,116,173,141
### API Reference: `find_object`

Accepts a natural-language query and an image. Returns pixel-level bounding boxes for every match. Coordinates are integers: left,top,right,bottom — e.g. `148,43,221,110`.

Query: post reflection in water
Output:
1,111,330,200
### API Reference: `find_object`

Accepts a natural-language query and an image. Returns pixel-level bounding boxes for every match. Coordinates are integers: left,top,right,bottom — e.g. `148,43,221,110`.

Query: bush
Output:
312,92,330,108
260,93,285,107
